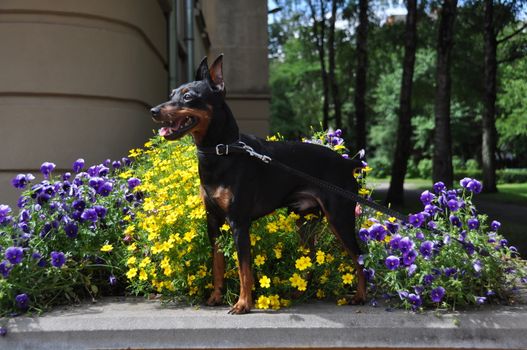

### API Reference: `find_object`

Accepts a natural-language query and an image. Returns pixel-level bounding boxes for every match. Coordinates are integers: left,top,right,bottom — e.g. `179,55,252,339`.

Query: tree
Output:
386,0,418,206
328,0,343,129
482,0,499,192
307,0,331,129
432,0,458,188
353,0,369,152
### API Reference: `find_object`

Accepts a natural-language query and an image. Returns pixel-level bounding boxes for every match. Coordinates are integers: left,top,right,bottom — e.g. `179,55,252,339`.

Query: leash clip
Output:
215,144,229,156
239,142,272,164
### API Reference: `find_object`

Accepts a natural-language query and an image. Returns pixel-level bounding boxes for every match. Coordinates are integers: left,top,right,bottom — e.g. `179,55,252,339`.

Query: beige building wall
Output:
201,0,270,137
0,0,168,206
0,0,269,206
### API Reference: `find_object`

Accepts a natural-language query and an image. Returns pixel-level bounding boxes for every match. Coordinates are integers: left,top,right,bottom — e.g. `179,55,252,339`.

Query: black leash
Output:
198,141,406,220
197,141,488,255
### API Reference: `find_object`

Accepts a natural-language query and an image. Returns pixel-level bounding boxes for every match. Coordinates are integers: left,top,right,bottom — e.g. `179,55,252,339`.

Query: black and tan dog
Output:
150,55,366,314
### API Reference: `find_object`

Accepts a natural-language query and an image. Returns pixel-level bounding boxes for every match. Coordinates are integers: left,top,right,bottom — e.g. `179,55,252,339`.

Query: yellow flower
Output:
127,243,137,252
139,269,148,281
266,222,278,233
342,273,354,285
126,268,138,279
269,294,281,310
254,254,266,267
295,256,313,271
281,298,292,307
273,246,282,259
337,298,348,306
325,253,335,263
304,213,319,221
127,256,137,266
100,244,113,252
259,275,271,289
220,223,230,232
316,289,326,299
256,295,270,309
289,273,307,291
316,250,325,265
139,257,151,268
359,188,370,196
250,234,261,247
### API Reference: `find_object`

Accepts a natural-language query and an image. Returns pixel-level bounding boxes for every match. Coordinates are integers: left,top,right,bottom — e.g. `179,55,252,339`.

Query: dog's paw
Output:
350,293,366,306
206,291,223,306
228,300,251,314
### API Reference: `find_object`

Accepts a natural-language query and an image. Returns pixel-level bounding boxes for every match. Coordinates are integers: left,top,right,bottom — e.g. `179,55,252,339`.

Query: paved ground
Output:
4,297,527,350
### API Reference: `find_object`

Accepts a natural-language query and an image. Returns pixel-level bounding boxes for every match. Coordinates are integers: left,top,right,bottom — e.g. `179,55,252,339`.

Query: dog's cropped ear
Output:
195,56,210,81
209,54,225,91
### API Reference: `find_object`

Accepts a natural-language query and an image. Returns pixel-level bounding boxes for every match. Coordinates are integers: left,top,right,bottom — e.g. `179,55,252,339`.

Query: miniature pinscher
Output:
150,55,366,314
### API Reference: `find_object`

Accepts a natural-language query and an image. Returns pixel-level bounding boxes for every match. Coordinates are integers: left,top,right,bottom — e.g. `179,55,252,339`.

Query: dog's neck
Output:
198,102,240,148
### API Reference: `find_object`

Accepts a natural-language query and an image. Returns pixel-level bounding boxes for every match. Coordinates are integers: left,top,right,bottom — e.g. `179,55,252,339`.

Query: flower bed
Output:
1,130,526,334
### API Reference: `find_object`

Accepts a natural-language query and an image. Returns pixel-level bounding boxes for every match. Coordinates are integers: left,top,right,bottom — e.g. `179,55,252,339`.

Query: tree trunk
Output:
482,0,498,192
328,0,342,130
432,0,457,188
386,0,418,206
353,0,368,151
308,0,330,130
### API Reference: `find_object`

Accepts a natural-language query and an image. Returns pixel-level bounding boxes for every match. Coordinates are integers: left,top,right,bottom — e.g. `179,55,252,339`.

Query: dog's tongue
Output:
159,127,173,137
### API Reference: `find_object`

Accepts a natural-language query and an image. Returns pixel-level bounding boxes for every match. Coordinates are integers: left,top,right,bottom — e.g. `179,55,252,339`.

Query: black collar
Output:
196,141,246,156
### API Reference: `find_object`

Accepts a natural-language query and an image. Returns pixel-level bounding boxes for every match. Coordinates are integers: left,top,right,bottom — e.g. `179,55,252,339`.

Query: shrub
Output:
124,132,372,308
417,158,432,179
497,168,527,184
361,178,526,310
0,158,141,318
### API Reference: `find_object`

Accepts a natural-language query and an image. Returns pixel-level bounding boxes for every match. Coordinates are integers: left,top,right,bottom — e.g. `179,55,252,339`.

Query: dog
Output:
150,55,366,314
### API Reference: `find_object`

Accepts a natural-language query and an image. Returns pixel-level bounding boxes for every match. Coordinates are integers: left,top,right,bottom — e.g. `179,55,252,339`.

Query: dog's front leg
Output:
205,210,225,306
228,219,253,314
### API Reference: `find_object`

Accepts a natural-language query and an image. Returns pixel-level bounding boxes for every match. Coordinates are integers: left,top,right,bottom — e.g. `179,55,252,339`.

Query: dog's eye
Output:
183,93,193,102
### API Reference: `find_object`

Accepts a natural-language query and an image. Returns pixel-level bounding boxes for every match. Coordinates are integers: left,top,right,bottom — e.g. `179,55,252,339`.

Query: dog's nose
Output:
150,107,160,118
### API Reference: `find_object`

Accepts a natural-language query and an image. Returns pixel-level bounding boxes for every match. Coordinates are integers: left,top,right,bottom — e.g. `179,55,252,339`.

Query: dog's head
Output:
150,54,225,142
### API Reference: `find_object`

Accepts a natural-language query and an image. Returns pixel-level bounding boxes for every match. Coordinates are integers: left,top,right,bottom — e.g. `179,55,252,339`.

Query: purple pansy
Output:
420,190,436,205
419,241,434,259
80,208,98,223
64,222,79,238
0,261,12,278
98,181,113,197
449,215,462,227
430,286,446,303
15,293,30,310
402,250,417,266
408,293,422,309
5,246,23,265
447,199,460,212
490,220,501,231
467,217,479,230
433,181,445,193
385,255,400,270
408,213,425,228
50,251,66,268
467,180,482,194
398,237,414,254
40,162,56,179
127,177,141,190
11,173,35,189
359,228,369,242
73,158,85,172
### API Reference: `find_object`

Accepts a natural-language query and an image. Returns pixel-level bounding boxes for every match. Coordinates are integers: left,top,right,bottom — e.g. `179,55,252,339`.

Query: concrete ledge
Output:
5,297,527,349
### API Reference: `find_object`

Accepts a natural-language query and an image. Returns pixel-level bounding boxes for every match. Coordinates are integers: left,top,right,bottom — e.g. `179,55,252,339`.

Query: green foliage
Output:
497,168,527,184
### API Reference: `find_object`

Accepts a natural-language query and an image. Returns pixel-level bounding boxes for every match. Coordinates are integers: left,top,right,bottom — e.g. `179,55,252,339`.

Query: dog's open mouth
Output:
158,116,198,139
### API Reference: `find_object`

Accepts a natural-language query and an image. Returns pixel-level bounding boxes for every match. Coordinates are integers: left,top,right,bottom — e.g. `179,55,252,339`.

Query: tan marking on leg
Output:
230,260,253,314
212,186,233,212
207,244,225,306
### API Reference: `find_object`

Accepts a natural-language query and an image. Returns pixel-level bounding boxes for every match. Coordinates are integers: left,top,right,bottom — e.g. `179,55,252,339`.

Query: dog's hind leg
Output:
320,197,367,305
205,210,226,306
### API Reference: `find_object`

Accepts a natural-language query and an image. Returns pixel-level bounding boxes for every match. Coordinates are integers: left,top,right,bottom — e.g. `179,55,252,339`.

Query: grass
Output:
480,183,527,206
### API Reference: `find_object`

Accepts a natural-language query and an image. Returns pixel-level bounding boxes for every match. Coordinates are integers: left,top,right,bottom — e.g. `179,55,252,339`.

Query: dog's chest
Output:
200,184,233,212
